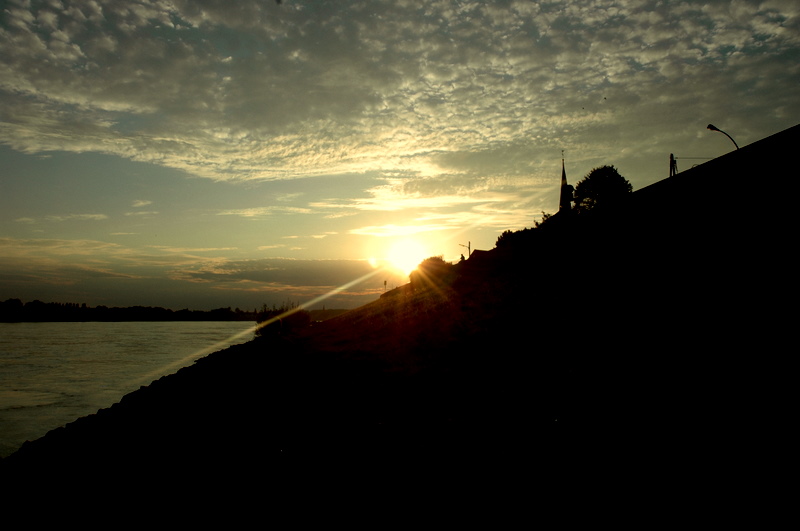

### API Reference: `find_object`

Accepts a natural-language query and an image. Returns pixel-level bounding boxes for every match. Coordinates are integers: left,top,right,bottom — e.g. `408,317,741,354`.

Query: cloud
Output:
350,224,452,238
45,214,109,222
0,235,391,285
306,169,543,234
0,236,392,309
2,0,796,311
216,206,312,218
147,246,239,254
0,257,143,287
0,236,139,286
0,237,123,257
1,0,795,190
275,192,304,202
14,214,109,225
0,0,796,288
167,257,396,292
308,175,495,216
14,214,109,224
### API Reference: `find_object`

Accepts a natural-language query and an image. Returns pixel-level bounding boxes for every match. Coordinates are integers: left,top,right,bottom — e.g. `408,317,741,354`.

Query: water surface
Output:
0,321,256,458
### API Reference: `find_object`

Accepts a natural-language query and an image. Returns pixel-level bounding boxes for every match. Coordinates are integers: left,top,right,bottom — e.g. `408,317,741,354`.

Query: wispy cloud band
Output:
1,0,796,189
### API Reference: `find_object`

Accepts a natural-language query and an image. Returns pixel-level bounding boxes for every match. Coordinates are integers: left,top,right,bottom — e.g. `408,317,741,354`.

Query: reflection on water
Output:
0,321,256,458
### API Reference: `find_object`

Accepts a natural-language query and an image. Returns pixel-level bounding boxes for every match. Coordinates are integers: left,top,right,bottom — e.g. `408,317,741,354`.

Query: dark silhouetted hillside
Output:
1,124,794,508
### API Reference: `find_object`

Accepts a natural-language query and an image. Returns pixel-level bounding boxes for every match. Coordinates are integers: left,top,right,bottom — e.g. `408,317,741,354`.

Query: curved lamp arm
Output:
707,124,739,150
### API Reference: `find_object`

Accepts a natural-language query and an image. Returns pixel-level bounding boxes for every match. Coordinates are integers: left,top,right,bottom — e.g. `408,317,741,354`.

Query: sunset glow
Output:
1,0,797,310
386,240,430,277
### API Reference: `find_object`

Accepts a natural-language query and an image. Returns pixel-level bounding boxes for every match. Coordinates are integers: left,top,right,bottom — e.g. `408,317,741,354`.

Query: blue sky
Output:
1,0,798,310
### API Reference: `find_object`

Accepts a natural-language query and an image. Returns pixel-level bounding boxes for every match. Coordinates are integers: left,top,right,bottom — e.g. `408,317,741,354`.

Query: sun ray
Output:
386,239,429,277
124,267,388,393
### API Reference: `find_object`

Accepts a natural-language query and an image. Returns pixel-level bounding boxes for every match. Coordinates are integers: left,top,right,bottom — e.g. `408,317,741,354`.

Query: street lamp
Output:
707,124,739,150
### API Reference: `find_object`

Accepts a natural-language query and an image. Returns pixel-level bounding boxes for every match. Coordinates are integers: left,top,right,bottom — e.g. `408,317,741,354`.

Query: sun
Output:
386,239,429,277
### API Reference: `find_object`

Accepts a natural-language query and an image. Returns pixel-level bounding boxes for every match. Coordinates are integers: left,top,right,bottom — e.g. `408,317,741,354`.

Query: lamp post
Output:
707,124,739,150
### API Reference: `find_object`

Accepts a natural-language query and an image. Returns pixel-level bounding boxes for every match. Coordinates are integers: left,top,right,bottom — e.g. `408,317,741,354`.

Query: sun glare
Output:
386,239,428,277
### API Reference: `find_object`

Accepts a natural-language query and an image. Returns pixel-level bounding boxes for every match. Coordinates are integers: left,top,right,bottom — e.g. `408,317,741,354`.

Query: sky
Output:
1,0,798,311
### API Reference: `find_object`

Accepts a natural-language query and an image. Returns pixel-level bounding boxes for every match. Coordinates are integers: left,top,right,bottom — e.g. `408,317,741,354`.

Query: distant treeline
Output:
0,299,260,323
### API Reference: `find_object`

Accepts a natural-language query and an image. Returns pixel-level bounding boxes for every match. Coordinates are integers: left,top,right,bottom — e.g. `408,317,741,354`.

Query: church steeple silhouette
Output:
559,155,573,212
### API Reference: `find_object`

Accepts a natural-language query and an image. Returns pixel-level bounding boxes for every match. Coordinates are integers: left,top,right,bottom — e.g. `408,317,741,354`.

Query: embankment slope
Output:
1,125,794,501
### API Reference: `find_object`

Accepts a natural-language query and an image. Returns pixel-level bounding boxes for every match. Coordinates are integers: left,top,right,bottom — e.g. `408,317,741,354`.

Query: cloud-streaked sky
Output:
2,0,798,310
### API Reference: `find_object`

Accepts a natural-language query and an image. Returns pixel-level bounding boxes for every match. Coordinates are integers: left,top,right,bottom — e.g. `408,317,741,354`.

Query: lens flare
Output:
386,239,428,276
125,267,387,392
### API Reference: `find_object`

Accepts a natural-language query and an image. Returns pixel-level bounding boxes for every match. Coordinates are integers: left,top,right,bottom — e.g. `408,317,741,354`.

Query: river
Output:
0,321,257,458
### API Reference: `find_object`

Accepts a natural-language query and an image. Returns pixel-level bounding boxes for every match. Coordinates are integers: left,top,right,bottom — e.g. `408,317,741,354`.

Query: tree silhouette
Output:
573,165,632,212
410,256,455,291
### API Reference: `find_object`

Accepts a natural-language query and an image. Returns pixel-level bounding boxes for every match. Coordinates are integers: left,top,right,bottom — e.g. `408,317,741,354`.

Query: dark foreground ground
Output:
1,130,793,514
